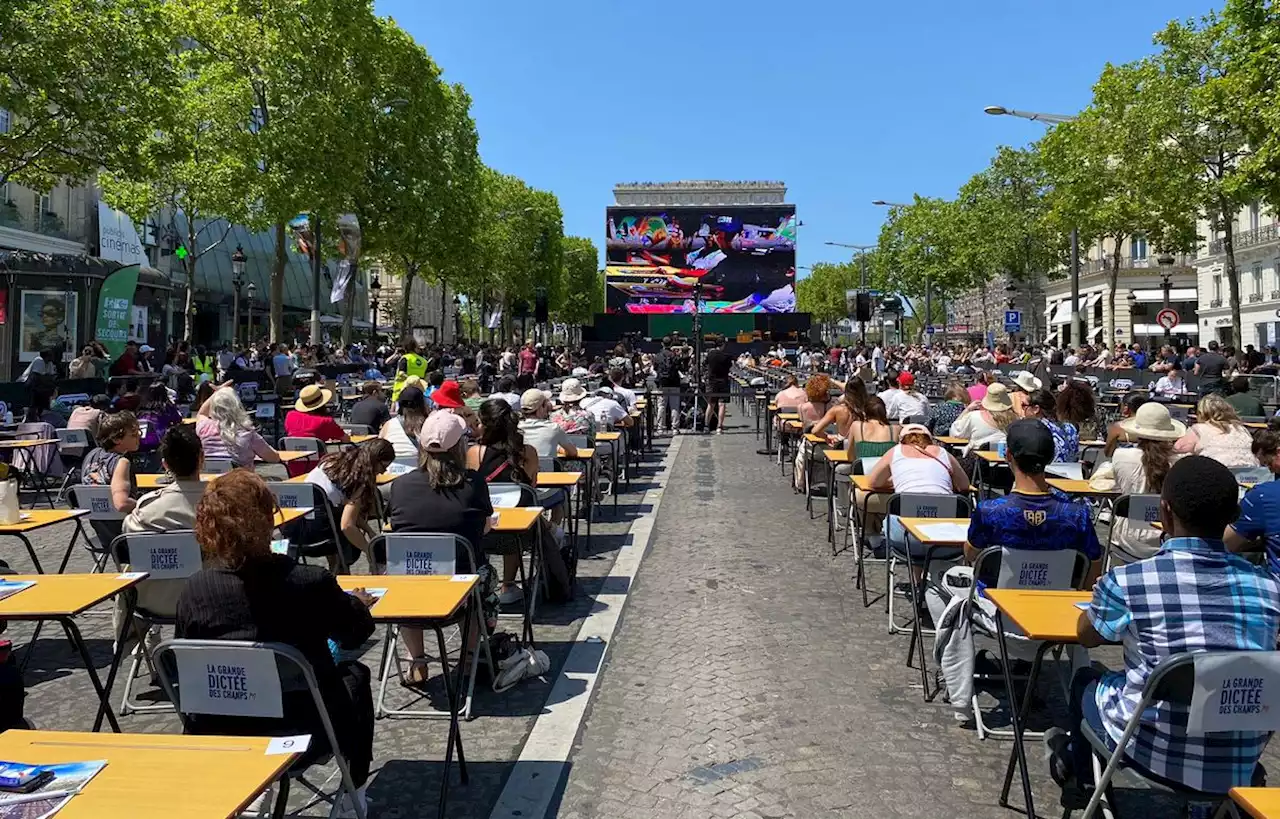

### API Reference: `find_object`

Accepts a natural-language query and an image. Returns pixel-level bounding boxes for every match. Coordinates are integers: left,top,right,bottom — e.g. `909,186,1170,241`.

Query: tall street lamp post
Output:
1158,252,1175,342
984,105,1079,349
231,244,246,346
453,295,463,344
246,281,257,345
369,273,382,344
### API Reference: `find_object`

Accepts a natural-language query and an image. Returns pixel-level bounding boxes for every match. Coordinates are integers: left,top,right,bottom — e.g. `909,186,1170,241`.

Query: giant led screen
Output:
604,206,796,314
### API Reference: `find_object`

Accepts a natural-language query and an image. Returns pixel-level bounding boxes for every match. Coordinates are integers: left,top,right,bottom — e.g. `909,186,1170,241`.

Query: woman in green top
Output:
848,395,897,460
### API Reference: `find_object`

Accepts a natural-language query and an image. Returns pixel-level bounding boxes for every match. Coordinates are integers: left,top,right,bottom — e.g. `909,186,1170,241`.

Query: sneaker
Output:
497,586,524,606
1042,727,1074,788
329,785,368,819
715,428,724,435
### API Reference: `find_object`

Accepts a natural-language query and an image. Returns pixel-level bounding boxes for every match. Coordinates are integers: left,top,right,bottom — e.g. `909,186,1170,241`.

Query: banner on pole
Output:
96,264,141,359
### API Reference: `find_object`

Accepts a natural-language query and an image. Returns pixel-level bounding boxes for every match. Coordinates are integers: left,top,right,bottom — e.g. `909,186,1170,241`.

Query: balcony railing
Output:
1079,253,1195,276
1250,292,1263,302
1209,222,1280,255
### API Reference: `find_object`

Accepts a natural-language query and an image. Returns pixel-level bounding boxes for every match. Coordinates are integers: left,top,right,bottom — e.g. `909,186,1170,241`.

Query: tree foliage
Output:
555,237,602,326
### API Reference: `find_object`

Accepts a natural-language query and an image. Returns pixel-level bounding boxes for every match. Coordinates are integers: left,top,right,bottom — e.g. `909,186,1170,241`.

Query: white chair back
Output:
1121,494,1162,525
261,480,312,511
254,403,276,420
1045,462,1084,481
384,533,456,576
169,643,284,718
203,458,234,475
995,547,1081,591
70,484,125,520
895,493,960,519
281,437,325,455
56,428,90,449
118,531,203,580
1232,465,1273,486
1186,652,1280,733
489,482,525,509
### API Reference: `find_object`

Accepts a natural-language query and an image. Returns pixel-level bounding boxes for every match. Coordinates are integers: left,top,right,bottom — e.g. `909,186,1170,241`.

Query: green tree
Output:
1222,0,1280,210
0,0,175,189
555,237,602,330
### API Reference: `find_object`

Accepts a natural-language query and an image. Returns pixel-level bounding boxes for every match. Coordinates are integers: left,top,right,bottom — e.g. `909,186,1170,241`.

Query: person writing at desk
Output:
177,470,377,818
1045,457,1280,804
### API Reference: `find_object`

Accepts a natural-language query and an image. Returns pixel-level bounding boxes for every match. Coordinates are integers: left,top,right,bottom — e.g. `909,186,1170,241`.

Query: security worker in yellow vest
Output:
192,346,216,383
390,338,428,402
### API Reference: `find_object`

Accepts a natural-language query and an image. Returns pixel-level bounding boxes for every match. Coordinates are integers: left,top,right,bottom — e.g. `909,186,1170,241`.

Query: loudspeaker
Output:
856,292,872,321
535,292,549,323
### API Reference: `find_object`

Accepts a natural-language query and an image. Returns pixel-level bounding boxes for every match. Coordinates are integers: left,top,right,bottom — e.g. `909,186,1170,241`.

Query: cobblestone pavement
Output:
6,444,669,818
552,417,1280,819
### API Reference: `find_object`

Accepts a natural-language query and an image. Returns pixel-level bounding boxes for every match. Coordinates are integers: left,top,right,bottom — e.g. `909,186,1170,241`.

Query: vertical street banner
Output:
96,264,141,359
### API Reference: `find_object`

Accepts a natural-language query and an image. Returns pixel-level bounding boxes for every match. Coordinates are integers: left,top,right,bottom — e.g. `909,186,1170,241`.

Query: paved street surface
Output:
9,411,1279,817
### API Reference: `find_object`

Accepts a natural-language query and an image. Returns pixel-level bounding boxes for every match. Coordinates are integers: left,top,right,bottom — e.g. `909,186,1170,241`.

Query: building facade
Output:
1193,202,1280,350
366,260,455,346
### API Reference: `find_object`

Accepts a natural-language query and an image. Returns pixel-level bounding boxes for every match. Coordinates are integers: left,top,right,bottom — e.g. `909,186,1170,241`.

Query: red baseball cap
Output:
897,372,915,388
432,380,465,409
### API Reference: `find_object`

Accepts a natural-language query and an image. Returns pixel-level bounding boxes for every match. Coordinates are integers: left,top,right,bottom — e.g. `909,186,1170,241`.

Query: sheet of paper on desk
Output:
1074,601,1091,611
915,522,970,542
0,580,35,602
0,758,107,817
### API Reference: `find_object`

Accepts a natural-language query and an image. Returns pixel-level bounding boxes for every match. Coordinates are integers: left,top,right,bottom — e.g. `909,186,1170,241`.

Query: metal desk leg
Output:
55,520,88,574
434,623,468,819
8,533,44,574
58,615,122,733
90,592,137,732
996,615,1053,818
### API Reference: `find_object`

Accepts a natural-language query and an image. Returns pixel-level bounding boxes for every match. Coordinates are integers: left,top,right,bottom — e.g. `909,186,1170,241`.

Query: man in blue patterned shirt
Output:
1046,456,1280,798
965,420,1102,584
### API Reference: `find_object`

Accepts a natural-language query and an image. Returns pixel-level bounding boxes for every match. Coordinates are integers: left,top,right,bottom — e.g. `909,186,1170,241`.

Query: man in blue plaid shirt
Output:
1045,456,1280,798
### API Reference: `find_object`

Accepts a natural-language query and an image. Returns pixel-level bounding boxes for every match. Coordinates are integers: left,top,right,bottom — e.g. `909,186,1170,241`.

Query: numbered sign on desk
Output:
174,645,283,719
385,535,455,576
135,535,202,580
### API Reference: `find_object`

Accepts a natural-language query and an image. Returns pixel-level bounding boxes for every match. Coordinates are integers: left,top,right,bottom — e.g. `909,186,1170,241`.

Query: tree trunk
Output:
400,263,416,340
439,277,448,344
270,222,286,343
1105,238,1124,350
1223,201,1243,350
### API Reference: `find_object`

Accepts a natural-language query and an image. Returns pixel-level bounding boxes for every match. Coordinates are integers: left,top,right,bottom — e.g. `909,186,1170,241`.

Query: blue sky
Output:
376,0,1217,274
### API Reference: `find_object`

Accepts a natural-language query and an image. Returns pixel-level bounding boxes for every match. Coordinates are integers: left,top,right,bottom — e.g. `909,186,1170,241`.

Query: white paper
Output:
175,646,284,719
385,462,413,476
913,522,970,542
265,735,311,756
451,574,479,583
1075,601,1091,610
116,571,148,581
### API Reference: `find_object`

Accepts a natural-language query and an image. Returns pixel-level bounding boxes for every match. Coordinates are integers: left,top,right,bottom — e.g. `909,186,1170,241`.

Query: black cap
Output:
398,385,425,408
1006,419,1055,474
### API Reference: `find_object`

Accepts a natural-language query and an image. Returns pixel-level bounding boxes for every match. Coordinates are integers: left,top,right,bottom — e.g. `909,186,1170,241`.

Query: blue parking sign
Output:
1004,310,1021,333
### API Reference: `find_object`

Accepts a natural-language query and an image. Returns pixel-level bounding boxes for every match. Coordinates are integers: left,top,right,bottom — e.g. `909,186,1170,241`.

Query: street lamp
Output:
245,281,257,344
985,104,1080,348
231,244,246,345
453,294,463,344
369,273,382,343
871,200,911,208
1157,252,1176,341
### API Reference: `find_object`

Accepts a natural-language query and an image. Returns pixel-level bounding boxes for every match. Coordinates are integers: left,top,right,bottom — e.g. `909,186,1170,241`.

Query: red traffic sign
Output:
1155,307,1181,330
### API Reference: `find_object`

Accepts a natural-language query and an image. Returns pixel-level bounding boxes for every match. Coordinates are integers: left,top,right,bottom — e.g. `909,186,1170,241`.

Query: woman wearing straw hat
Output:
950,383,1018,457
1088,402,1185,565
285,383,351,445
1009,370,1041,417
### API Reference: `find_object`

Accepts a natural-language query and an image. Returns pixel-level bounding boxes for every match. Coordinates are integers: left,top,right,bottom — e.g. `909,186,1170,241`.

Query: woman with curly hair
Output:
1055,380,1099,441
294,438,395,572
797,373,832,425
177,469,377,816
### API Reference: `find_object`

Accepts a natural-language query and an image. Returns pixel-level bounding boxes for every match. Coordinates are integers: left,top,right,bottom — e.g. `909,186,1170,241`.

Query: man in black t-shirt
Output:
1194,340,1228,396
654,336,683,433
348,382,391,433
703,337,733,434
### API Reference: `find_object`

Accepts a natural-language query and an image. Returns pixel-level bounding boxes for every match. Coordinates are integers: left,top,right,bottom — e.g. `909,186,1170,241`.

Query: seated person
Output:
1103,393,1149,457
1225,429,1280,575
1046,456,1280,800
518,390,579,459
294,438,395,573
965,419,1102,585
177,470,376,817
1225,375,1265,418
196,387,281,469
347,382,390,433
67,393,111,441
81,411,140,545
379,385,427,465
285,384,351,444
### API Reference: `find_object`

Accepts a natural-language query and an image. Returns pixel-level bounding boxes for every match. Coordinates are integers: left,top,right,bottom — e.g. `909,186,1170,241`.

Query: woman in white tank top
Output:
378,386,427,464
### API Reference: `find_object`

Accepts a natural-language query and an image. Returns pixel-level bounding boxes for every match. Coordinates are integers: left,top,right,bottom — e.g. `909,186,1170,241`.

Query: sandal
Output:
402,657,430,687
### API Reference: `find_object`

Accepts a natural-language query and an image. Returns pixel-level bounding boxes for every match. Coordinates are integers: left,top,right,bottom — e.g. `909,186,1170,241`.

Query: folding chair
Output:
108,530,203,715
968,546,1091,740
279,436,326,476
339,424,371,436
367,533,493,722
203,458,234,475
1073,651,1280,819
261,481,350,573
884,492,971,637
151,639,368,819
55,428,92,503
847,456,889,604
65,485,123,573
1104,494,1161,572
803,429,831,519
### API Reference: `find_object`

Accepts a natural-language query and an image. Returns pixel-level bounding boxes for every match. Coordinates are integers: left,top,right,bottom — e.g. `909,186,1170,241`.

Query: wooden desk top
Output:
182,417,198,425
338,574,475,621
350,434,376,444
937,436,967,446
899,517,971,545
0,729,297,819
559,447,595,460
0,438,56,449
1246,422,1268,430
274,450,317,463
985,589,1091,642
0,573,146,618
823,450,851,463
0,509,88,533
804,433,827,444
275,508,310,528
977,451,1005,464
537,471,583,487
1230,787,1280,819
767,404,778,412
135,473,223,490
492,507,542,533
777,412,801,420
783,420,802,431
852,474,884,491
594,432,622,442
1047,478,1117,496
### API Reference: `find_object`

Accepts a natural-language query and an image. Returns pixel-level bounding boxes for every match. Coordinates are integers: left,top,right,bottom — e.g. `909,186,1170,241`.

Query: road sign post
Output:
1155,307,1180,334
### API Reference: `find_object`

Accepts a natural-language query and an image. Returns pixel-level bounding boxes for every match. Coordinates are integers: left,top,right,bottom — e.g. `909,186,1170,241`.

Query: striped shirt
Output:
1087,537,1280,793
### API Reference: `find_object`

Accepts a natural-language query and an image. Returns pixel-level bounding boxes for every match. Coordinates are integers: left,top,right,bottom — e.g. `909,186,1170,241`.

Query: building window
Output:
1251,201,1261,232
0,182,8,204
1130,235,1148,261
1213,274,1222,302
0,108,8,134
1254,263,1264,295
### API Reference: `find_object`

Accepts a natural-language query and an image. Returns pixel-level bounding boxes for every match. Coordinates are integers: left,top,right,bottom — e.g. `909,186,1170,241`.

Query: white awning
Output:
1090,326,1104,341
1043,301,1058,319
1131,288,1198,302
1132,323,1199,335
1049,302,1075,325
1084,292,1104,310
1043,332,1058,346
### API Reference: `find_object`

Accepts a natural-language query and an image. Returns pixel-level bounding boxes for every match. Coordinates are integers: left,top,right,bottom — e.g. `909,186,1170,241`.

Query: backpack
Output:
655,351,675,382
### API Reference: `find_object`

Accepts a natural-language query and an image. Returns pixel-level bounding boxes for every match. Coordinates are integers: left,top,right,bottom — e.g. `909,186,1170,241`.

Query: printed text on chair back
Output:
71,485,125,520
995,548,1080,590
172,644,284,718
124,532,203,580
385,534,456,576
1187,652,1280,734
